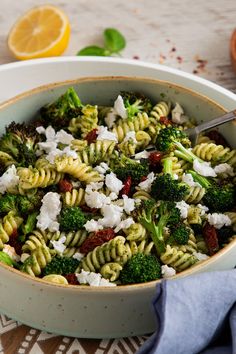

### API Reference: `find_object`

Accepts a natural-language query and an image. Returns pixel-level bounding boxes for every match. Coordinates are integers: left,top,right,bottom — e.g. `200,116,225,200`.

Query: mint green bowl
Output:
0,76,235,338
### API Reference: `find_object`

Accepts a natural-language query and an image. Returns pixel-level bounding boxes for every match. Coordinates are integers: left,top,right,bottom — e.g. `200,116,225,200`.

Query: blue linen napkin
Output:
138,270,236,354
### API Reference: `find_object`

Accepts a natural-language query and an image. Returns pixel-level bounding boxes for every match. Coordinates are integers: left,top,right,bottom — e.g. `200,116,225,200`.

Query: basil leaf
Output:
103,28,126,53
77,46,108,56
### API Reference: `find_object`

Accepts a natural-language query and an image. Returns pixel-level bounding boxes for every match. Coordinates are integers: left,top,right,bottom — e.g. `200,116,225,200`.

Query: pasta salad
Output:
0,88,235,286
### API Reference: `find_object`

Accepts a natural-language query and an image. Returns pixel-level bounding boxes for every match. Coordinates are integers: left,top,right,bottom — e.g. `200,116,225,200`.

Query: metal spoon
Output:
184,108,236,146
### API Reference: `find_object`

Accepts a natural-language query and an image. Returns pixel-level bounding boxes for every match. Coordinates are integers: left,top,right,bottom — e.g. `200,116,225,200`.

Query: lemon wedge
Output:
7,5,70,60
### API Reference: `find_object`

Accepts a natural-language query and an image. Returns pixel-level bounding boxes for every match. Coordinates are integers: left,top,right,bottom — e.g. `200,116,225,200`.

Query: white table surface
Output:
0,1,236,353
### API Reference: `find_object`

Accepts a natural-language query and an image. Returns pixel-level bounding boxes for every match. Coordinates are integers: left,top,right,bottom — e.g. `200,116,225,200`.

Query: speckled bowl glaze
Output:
0,76,235,339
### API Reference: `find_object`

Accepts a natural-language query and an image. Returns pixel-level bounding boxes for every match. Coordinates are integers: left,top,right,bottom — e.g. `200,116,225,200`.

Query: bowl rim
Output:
0,74,235,291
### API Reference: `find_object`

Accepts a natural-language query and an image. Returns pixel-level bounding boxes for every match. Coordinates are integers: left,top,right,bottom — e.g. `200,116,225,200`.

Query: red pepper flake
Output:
176,56,183,64
203,222,219,255
193,69,198,74
133,55,140,60
140,176,147,182
159,116,172,126
80,228,115,254
58,179,73,193
171,47,176,52
120,176,132,196
85,128,98,144
64,273,79,285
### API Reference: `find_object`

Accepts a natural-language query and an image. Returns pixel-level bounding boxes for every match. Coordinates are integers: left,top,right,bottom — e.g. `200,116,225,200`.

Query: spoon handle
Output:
187,109,236,136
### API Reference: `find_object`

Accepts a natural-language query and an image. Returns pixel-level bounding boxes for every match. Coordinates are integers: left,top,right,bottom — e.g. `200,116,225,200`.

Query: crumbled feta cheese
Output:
0,165,19,194
55,130,74,145
36,126,46,134
134,150,151,160
21,253,30,263
50,236,67,254
105,172,123,194
36,192,61,232
207,213,232,229
193,160,216,177
76,269,116,286
94,162,110,175
114,217,134,232
96,126,118,142
161,265,176,278
123,131,137,144
45,126,56,141
85,190,110,209
109,192,118,201
72,252,85,261
196,204,209,216
46,145,78,164
86,182,104,192
114,95,127,119
193,251,209,261
84,219,103,232
99,204,123,228
182,173,201,187
37,141,58,154
173,173,179,180
171,103,188,124
214,163,234,176
138,172,156,192
122,195,135,213
3,244,20,261
104,108,117,128
175,200,190,219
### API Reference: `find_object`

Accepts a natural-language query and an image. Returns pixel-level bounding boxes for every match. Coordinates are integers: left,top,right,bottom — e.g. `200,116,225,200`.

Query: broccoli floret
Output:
21,212,38,236
135,200,181,255
151,157,189,202
120,91,152,120
113,154,149,184
40,87,82,129
120,253,161,284
0,194,18,214
0,122,40,166
43,255,80,276
155,126,206,166
59,206,87,232
17,193,42,215
217,227,234,246
188,170,235,212
168,224,190,245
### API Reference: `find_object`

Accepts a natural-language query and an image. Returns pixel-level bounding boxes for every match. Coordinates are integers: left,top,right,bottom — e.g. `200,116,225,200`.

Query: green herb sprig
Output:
77,28,126,57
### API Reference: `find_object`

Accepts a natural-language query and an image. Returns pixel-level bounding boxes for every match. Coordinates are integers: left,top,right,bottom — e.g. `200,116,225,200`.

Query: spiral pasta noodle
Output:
192,143,236,166
112,112,149,142
184,186,206,204
62,188,85,207
160,245,198,271
76,140,116,165
100,262,123,282
18,167,64,189
80,236,127,272
55,156,102,183
21,245,52,276
0,212,23,249
150,101,171,123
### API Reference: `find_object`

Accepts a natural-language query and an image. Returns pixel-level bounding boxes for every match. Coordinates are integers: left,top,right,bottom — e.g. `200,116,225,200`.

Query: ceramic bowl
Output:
0,76,235,339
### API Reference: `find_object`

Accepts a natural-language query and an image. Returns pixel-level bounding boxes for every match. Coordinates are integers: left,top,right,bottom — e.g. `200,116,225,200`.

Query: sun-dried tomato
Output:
64,273,80,285
85,128,98,144
203,222,219,255
206,130,229,147
8,229,22,256
160,116,172,125
120,176,132,196
80,228,115,254
148,152,162,166
140,176,147,182
58,179,73,193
